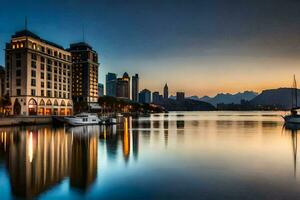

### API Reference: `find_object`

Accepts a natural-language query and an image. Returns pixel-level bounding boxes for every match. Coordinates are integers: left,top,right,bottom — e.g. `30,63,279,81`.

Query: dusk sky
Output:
1,0,300,96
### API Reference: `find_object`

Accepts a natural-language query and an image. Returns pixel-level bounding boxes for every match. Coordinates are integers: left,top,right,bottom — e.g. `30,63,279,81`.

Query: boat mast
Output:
294,75,298,108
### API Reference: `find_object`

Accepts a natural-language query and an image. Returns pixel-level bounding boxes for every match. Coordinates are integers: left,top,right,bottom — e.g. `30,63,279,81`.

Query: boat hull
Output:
64,117,100,126
284,115,300,124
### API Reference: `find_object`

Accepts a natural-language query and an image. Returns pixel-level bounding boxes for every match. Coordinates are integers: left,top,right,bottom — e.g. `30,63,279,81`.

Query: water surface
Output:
1,111,300,199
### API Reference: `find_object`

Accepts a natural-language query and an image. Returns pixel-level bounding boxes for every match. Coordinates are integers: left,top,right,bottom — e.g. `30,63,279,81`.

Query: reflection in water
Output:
284,124,300,178
0,126,99,198
164,120,169,148
70,126,98,191
123,118,130,162
3,112,300,199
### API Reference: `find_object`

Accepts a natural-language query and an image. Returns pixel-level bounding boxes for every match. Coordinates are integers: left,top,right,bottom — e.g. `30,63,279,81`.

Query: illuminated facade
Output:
5,30,73,115
69,42,99,103
116,72,130,99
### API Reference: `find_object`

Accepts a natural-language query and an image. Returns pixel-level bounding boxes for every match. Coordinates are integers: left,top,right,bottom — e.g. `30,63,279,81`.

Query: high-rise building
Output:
116,72,130,99
152,91,160,104
132,74,139,102
106,72,117,97
5,29,73,115
0,66,5,97
68,42,99,103
163,83,169,99
98,83,104,97
176,92,185,101
139,89,151,103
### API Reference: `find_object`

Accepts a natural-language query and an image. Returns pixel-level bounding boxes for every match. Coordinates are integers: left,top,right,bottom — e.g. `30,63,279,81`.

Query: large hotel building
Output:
5,29,73,115
68,42,99,103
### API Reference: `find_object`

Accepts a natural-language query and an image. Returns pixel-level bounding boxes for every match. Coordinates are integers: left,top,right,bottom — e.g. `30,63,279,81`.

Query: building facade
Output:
152,91,160,104
163,83,169,99
5,29,73,115
69,42,99,103
98,83,104,97
116,72,130,99
0,66,5,97
132,74,139,102
139,89,151,104
176,92,185,101
106,73,117,97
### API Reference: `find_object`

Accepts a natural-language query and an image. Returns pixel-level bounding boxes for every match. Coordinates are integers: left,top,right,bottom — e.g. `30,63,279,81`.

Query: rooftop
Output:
12,29,65,50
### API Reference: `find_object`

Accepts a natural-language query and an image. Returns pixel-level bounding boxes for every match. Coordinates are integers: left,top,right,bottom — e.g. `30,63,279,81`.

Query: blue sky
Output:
1,0,300,96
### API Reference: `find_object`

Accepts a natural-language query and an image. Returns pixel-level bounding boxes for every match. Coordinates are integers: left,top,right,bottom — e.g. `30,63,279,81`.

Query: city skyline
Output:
1,0,300,96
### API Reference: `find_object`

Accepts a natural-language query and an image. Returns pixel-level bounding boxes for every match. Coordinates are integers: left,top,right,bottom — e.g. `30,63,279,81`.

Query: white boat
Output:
284,75,300,124
64,113,101,126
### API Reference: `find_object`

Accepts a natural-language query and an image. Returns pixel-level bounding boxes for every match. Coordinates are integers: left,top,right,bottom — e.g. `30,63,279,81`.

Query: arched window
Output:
54,100,58,106
60,100,66,106
28,98,38,115
67,101,72,106
46,99,52,106
39,99,45,106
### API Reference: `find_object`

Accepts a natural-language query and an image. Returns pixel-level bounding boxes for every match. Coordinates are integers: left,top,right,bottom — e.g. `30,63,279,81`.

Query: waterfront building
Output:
68,42,99,103
132,74,139,102
0,66,6,97
163,83,169,99
139,89,151,103
152,91,160,104
176,92,185,101
159,94,163,102
5,29,73,115
106,72,117,97
98,83,104,97
116,72,130,99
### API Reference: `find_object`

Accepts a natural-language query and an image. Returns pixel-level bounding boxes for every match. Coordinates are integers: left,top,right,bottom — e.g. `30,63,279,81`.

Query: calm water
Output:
1,111,300,199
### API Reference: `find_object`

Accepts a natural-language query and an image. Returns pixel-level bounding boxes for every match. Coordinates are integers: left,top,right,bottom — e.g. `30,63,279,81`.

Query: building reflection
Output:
0,117,145,198
99,117,139,163
69,126,98,191
0,126,98,198
132,130,139,161
122,118,130,162
164,120,169,147
284,123,300,178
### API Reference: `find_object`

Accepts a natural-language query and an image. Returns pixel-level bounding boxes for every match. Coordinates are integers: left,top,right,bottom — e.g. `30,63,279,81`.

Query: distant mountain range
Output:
249,88,299,109
168,88,300,110
188,91,258,106
159,98,216,111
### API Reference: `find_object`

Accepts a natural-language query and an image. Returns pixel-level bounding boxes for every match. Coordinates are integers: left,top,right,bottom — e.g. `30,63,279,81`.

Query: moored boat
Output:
284,75,300,124
64,113,100,126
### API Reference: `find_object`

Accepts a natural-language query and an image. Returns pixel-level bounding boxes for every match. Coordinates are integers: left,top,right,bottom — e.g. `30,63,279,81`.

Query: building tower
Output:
68,42,99,103
163,83,169,100
116,72,130,99
105,73,117,97
5,29,73,115
132,74,139,102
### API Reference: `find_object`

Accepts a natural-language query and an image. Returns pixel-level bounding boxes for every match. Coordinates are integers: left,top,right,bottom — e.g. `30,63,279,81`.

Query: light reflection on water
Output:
1,111,300,199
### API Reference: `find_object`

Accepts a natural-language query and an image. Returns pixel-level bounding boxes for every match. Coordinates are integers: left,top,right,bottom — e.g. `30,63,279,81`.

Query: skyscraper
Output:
152,91,160,104
5,29,73,115
116,72,130,99
132,74,139,102
68,42,99,103
106,73,117,97
163,83,169,100
98,83,104,97
139,89,151,103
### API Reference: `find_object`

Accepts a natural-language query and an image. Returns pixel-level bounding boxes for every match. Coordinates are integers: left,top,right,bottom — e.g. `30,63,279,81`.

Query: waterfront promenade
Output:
0,116,52,126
